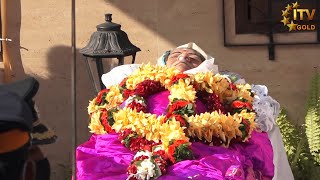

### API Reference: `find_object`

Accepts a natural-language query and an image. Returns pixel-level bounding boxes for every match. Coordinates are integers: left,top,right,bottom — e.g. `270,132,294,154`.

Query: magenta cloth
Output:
76,131,274,180
78,90,274,179
147,91,207,116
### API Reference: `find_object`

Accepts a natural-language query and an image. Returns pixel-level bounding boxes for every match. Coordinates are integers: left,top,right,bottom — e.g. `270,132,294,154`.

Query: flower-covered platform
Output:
76,64,275,179
76,131,273,179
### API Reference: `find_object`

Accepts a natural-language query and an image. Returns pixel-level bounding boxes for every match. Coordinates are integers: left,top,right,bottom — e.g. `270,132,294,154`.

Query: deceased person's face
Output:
166,48,203,72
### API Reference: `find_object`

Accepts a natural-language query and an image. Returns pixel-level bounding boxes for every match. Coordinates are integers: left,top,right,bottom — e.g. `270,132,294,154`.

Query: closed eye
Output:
168,52,180,58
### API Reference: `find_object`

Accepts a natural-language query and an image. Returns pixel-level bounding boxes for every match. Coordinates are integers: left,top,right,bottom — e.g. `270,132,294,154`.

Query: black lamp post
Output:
79,13,141,94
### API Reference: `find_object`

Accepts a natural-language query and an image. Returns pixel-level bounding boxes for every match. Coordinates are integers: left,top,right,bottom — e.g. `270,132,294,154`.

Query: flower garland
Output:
87,64,257,180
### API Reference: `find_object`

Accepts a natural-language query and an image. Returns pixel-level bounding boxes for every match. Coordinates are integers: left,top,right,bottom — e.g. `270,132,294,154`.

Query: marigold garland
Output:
87,64,258,179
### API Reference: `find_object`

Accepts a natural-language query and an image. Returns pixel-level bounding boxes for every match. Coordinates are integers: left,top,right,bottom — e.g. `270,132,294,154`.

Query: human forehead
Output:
170,48,198,54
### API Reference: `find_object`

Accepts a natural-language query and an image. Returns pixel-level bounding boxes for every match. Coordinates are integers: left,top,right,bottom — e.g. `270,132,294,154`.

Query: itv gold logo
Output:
281,1,316,31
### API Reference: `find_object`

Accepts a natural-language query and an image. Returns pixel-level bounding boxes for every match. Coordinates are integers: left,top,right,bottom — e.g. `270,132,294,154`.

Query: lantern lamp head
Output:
79,14,140,94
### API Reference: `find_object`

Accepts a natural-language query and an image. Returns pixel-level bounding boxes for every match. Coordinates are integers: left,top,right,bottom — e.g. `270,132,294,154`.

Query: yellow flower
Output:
238,110,257,140
236,84,254,102
124,64,175,89
159,119,188,150
88,111,106,134
106,86,123,109
87,97,98,114
186,111,246,147
193,72,214,93
112,108,132,132
169,79,196,102
87,64,259,148
220,114,241,143
211,74,230,96
155,66,178,87
194,73,206,84
112,108,164,142
143,114,162,142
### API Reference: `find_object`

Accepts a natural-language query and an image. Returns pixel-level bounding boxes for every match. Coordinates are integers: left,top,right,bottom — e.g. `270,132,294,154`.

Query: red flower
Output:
242,119,251,133
128,137,155,152
229,82,237,91
165,114,187,127
134,80,164,97
167,145,176,163
193,83,201,91
127,163,137,174
232,100,252,110
154,157,168,174
153,150,168,161
127,176,138,180
167,140,189,163
127,101,147,112
119,129,134,140
100,110,114,133
168,100,190,114
96,89,109,104
101,110,108,121
172,100,190,109
173,140,187,146
119,77,128,88
142,145,152,152
134,155,149,162
210,136,223,146
123,89,134,99
170,73,189,85
205,93,227,114
129,137,143,152
232,101,244,108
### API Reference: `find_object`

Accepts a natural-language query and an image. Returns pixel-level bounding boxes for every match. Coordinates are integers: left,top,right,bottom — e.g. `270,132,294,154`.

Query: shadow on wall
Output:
35,45,144,179
28,45,93,179
104,0,221,54
39,45,93,144
6,0,25,79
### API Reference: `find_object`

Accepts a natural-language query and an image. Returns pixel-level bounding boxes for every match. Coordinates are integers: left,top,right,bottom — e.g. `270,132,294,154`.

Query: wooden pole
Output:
71,0,77,178
1,0,13,83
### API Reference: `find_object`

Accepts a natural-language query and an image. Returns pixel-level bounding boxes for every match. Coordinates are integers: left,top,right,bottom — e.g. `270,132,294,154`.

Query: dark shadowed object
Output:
79,13,141,94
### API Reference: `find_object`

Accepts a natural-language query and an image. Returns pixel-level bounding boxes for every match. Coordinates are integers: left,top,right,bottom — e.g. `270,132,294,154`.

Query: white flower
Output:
123,95,146,107
153,145,163,152
220,74,232,83
136,99,146,105
134,150,153,159
124,96,135,106
137,159,156,180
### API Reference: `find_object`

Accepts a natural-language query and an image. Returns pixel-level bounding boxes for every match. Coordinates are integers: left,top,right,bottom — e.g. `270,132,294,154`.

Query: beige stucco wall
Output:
3,0,319,179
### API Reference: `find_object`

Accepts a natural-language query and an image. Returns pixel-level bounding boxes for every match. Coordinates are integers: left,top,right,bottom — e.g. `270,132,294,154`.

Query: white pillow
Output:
101,64,141,88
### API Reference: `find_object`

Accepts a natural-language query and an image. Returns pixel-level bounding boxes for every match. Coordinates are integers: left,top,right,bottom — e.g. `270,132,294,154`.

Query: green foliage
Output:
276,70,320,180
305,71,320,164
276,109,301,162
108,107,119,126
174,143,194,163
277,110,320,180
174,103,195,116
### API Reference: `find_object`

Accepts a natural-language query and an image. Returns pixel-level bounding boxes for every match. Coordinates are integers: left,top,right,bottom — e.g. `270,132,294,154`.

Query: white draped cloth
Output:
251,85,294,180
101,43,294,179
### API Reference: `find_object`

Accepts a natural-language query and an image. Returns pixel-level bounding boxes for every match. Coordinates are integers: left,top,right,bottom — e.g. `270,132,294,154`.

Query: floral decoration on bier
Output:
87,64,257,179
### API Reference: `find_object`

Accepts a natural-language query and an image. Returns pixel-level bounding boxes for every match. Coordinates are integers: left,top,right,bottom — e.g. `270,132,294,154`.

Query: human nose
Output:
177,53,190,62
